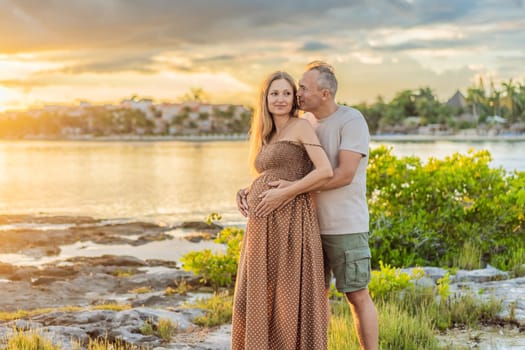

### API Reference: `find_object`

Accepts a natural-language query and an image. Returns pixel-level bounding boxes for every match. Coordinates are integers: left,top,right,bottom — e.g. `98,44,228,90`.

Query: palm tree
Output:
489,80,502,117
466,78,486,120
181,87,209,103
502,79,515,118
515,82,525,122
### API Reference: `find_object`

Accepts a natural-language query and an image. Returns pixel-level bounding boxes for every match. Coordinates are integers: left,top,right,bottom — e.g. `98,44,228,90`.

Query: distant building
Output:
157,103,183,123
447,90,477,124
446,90,467,109
120,98,155,119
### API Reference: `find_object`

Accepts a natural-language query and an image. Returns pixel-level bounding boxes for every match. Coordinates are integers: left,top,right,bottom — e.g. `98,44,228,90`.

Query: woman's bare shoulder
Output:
292,117,315,130
301,112,316,120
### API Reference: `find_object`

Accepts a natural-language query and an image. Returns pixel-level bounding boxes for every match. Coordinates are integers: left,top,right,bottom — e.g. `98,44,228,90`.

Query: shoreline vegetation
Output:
0,214,524,349
3,132,525,142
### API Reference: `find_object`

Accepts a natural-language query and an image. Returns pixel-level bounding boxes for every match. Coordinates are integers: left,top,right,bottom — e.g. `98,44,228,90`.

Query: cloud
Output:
0,0,523,108
373,39,473,51
300,41,332,52
0,0,355,53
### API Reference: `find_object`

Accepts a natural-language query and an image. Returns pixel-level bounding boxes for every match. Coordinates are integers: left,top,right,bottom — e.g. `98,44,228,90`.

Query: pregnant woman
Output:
231,71,332,350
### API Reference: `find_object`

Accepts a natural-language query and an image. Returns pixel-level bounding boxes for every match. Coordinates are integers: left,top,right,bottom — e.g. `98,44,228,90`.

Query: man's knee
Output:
345,288,371,306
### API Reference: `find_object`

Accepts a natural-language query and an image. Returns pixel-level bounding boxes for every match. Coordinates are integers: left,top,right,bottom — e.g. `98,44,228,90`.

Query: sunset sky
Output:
0,0,524,111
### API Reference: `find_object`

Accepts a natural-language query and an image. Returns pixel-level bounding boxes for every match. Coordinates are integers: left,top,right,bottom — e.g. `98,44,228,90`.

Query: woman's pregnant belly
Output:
246,174,279,215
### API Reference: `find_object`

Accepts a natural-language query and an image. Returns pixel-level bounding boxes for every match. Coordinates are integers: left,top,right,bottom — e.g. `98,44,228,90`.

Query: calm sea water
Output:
0,140,523,225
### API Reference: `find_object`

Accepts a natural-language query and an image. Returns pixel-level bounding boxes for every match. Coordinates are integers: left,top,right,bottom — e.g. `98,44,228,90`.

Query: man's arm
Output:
318,149,362,190
270,149,362,193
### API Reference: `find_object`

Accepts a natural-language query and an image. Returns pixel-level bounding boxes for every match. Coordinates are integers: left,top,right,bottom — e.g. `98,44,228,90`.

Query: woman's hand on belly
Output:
254,185,295,218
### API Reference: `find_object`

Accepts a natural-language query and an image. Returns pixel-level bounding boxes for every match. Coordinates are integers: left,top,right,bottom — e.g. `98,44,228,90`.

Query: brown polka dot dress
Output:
231,141,328,350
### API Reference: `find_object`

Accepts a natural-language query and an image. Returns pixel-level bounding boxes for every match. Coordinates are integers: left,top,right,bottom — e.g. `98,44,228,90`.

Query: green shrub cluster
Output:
185,292,234,327
180,226,243,291
181,147,524,290
368,261,425,300
368,145,525,268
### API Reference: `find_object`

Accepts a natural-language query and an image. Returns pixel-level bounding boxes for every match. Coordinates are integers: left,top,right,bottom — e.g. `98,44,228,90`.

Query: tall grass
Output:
329,300,440,350
2,329,150,350
492,244,525,278
0,304,131,322
184,292,233,327
454,240,482,270
81,337,149,350
157,318,177,342
2,328,59,350
328,263,503,349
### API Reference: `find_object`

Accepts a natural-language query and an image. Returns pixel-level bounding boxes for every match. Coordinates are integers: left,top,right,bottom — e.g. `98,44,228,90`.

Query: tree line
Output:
1,79,525,138
355,78,525,134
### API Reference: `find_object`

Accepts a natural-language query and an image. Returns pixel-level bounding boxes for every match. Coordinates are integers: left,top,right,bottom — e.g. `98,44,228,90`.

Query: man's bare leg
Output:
345,288,378,350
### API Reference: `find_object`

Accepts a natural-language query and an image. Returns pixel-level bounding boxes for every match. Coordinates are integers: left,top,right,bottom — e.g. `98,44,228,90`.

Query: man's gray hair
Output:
306,60,338,97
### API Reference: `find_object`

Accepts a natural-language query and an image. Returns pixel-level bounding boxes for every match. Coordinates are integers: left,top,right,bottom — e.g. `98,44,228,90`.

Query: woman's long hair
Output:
248,71,299,176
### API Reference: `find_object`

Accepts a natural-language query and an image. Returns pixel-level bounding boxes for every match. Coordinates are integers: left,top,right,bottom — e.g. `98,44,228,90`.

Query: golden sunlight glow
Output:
1,70,254,109
0,86,22,112
0,55,63,80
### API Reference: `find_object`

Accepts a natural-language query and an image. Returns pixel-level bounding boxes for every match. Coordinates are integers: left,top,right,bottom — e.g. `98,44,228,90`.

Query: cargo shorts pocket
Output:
344,246,371,288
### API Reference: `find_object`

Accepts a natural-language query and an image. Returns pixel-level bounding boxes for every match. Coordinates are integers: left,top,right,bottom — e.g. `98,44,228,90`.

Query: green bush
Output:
182,147,524,293
368,146,525,268
181,225,244,291
368,261,424,300
185,292,234,327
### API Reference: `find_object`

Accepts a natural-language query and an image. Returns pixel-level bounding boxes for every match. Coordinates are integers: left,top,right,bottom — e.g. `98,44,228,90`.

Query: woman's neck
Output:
273,114,291,133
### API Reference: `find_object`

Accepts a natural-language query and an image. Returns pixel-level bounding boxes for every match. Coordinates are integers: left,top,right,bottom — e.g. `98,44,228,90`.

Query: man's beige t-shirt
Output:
312,105,370,235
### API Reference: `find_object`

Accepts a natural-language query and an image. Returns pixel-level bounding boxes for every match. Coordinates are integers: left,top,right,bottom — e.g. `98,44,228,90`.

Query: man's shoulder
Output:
337,105,365,120
333,106,367,127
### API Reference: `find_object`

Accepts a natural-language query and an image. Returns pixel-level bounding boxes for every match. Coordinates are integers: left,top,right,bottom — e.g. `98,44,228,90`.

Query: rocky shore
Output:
0,214,523,349
0,214,230,349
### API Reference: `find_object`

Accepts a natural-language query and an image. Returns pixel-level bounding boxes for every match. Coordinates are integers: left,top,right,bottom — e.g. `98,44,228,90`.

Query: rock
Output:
43,325,89,347
32,276,63,285
0,262,15,275
450,276,525,326
401,266,448,282
68,255,148,267
398,266,525,328
131,295,167,307
9,266,39,281
178,221,222,231
196,325,231,350
131,232,173,246
10,319,41,330
412,276,435,289
128,268,192,287
20,246,61,258
0,214,99,226
146,259,179,269
134,307,195,331
455,265,509,283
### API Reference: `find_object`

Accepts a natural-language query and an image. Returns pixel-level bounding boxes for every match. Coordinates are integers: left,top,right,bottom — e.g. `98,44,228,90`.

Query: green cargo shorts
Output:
321,232,372,293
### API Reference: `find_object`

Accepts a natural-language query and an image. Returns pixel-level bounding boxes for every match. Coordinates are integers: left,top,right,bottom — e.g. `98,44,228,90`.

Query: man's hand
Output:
267,179,293,189
255,179,296,217
236,188,249,217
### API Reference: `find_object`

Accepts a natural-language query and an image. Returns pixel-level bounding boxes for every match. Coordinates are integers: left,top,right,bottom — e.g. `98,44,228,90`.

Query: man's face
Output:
297,70,322,113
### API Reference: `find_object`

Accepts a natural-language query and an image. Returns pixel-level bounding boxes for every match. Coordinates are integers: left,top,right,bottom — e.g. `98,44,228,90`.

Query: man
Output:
237,61,378,349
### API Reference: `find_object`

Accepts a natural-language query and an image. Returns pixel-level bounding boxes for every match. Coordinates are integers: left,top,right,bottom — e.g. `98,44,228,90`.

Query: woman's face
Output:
267,78,294,117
